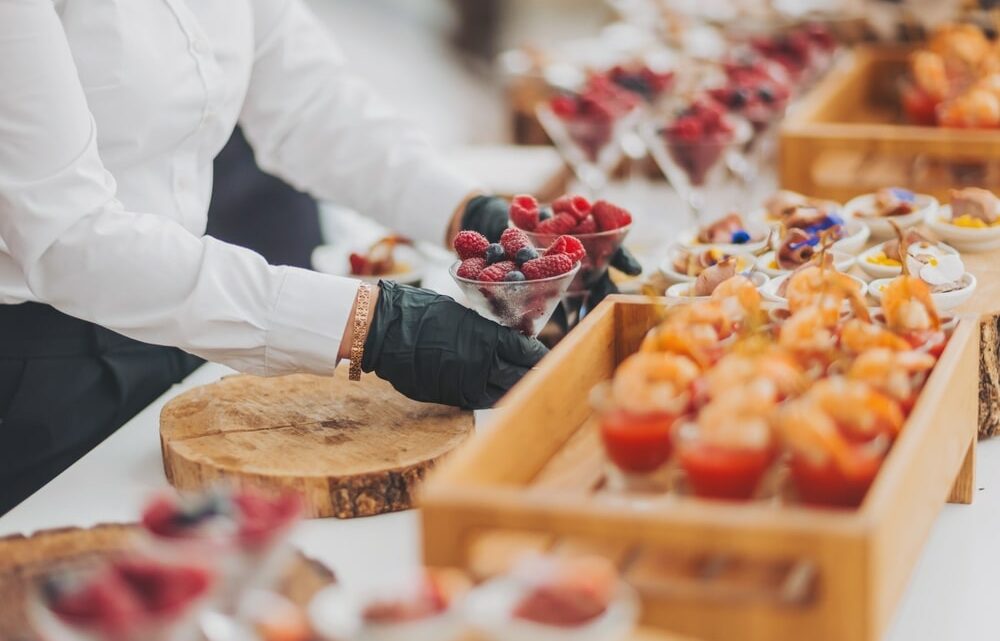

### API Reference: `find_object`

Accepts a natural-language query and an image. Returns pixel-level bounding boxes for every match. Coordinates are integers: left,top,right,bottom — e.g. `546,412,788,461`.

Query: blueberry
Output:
728,89,750,109
614,75,652,101
758,86,776,104
485,243,506,264
539,207,554,221
515,246,539,266
731,229,751,244
504,270,526,282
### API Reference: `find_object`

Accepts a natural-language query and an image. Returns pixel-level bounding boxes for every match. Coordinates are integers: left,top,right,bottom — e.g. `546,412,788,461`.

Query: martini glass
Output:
523,224,633,330
641,115,752,225
450,263,580,337
536,100,642,198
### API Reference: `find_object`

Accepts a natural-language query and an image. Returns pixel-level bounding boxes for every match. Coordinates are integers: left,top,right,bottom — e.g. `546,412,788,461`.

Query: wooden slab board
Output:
0,524,334,641
160,367,474,518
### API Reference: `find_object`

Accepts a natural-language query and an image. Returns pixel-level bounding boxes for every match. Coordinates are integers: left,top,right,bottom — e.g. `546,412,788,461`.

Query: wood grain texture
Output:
161,367,474,518
0,524,334,641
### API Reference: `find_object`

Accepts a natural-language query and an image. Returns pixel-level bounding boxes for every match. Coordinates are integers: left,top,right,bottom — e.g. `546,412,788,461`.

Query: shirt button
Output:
191,39,207,55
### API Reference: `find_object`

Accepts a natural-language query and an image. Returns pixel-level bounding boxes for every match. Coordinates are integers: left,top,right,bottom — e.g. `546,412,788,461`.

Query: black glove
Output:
461,195,643,309
362,281,548,410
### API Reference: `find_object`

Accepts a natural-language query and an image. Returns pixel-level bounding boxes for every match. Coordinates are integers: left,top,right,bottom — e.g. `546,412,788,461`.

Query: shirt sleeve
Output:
239,0,480,245
0,0,357,377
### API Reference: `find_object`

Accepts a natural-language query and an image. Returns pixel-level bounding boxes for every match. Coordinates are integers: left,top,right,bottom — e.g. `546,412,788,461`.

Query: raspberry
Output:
552,195,592,222
479,260,517,282
545,235,586,263
453,231,489,259
510,195,540,231
534,213,577,235
592,200,633,231
456,257,487,280
573,216,598,234
522,254,574,280
500,228,531,258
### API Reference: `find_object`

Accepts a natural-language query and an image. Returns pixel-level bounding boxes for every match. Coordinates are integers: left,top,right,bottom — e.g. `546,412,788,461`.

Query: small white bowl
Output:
857,241,960,280
676,220,772,255
831,219,870,255
665,271,768,304
844,192,938,239
760,272,868,305
755,250,854,278
659,249,756,285
868,273,977,311
925,205,1000,253
462,576,639,641
311,243,425,285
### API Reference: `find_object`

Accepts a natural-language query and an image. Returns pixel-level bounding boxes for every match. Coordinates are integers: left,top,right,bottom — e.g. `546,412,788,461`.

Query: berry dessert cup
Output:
510,195,633,306
463,555,638,641
139,486,302,614
31,557,214,641
308,569,468,641
536,75,642,195
451,228,584,336
642,97,752,223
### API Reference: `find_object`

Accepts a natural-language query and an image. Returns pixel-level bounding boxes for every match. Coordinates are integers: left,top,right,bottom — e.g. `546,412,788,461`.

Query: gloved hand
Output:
362,281,548,410
461,195,642,309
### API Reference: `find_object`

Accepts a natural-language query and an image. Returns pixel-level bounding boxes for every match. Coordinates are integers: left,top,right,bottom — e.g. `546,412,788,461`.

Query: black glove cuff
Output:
361,280,397,373
461,195,510,243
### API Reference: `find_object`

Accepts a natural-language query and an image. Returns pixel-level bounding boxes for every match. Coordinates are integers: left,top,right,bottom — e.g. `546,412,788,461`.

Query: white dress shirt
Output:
0,0,477,376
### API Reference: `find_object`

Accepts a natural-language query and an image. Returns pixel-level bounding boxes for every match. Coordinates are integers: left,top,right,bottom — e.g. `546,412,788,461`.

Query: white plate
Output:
857,241,960,280
760,272,867,305
462,576,639,641
311,243,424,285
831,219,870,255
676,220,772,254
308,584,464,641
844,192,938,239
659,249,756,285
867,273,977,311
665,271,768,303
755,250,854,278
925,206,1000,252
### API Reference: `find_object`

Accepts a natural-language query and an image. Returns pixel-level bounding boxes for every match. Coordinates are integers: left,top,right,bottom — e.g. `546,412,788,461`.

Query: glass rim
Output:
520,222,633,240
448,261,580,285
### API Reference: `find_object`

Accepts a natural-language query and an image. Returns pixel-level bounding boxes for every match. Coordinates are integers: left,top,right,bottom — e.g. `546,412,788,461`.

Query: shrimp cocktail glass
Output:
590,352,699,493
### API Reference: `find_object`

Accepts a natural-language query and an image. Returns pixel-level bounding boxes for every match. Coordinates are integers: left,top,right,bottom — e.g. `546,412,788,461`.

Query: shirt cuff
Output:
391,158,481,246
264,266,360,376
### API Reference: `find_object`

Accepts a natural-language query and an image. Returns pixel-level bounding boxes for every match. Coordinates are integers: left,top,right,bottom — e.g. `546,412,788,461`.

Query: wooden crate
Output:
780,46,1000,203
420,296,978,641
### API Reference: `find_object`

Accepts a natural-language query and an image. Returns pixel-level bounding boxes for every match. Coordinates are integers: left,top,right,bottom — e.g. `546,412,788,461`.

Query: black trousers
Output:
0,303,202,515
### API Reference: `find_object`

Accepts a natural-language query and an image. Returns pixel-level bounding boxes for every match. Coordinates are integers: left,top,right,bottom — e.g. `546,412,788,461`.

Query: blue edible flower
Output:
890,187,915,202
788,235,820,251
731,229,751,244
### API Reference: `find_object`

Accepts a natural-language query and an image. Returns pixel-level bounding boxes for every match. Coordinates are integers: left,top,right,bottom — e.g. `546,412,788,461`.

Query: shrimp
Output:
785,265,869,323
695,385,776,449
640,319,720,368
848,348,936,406
711,274,764,328
612,352,701,415
806,377,905,439
938,88,1000,129
882,276,940,333
779,307,838,358
704,348,806,402
839,319,911,354
776,399,887,478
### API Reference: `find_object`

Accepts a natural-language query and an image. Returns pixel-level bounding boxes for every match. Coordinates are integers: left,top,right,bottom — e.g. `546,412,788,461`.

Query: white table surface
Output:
3,179,999,641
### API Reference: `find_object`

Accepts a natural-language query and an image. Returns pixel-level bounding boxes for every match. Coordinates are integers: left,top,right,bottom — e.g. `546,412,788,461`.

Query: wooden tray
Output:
0,524,334,641
780,46,1000,203
160,367,474,519
419,296,978,641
